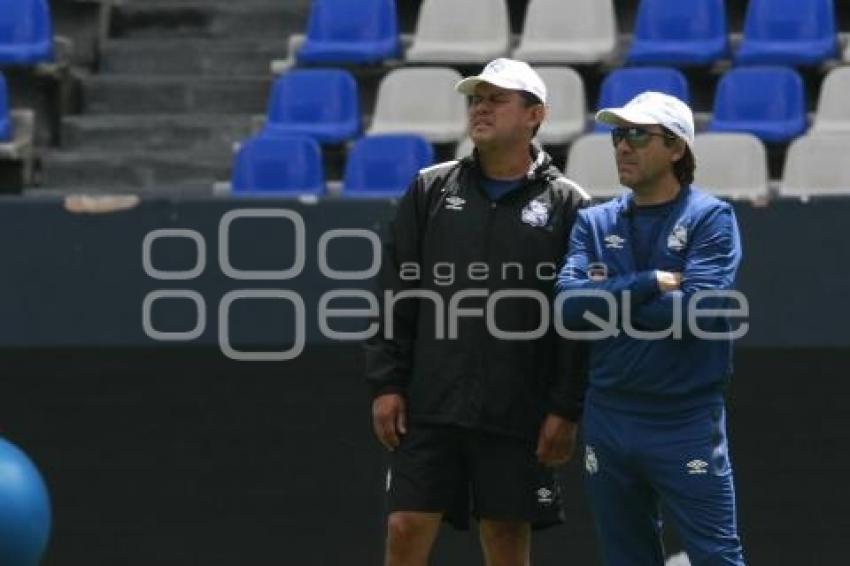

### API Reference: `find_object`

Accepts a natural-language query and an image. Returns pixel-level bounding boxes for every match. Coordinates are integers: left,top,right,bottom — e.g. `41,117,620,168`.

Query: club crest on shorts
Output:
521,199,549,227
668,224,688,251
585,445,599,475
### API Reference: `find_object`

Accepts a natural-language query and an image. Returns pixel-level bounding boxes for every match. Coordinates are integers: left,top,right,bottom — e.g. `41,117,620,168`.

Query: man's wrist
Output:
546,401,581,423
371,384,405,400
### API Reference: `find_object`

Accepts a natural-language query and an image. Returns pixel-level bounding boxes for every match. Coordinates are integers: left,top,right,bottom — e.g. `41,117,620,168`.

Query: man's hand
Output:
656,271,683,293
372,393,407,451
536,414,578,467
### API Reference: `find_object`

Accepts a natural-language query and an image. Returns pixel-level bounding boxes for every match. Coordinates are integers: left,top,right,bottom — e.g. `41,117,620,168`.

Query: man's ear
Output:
529,104,546,129
670,139,686,163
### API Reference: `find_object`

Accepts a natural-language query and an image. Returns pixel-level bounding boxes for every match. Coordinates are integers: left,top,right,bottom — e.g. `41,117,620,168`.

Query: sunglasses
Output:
610,126,676,148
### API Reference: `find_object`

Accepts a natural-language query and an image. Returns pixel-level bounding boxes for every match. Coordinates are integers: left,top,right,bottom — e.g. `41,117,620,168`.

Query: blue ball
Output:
0,438,51,566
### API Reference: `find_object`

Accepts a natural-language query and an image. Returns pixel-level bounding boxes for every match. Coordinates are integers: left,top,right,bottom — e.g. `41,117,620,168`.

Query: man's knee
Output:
386,512,441,552
480,519,529,542
479,520,530,565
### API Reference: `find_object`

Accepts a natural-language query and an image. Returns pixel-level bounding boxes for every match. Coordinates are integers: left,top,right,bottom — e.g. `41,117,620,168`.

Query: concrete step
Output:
100,39,286,76
111,1,310,40
82,75,271,115
62,114,255,152
25,182,217,198
41,149,232,191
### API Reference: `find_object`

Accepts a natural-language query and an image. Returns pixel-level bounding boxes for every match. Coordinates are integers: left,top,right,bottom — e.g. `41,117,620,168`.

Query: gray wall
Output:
0,196,847,349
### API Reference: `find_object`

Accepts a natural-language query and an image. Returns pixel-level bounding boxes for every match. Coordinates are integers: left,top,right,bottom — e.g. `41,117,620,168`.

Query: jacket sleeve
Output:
630,204,742,333
547,339,589,422
546,191,591,422
555,211,659,329
362,177,427,398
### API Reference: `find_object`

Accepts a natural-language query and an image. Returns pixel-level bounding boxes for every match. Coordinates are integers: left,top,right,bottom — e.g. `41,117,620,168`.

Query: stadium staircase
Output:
40,0,311,195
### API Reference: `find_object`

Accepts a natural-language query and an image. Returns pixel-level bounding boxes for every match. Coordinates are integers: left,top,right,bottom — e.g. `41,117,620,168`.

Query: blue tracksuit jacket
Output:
556,185,743,413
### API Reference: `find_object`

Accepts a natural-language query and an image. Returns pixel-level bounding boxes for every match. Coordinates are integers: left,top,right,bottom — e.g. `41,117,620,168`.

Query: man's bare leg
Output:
385,511,442,566
479,519,531,566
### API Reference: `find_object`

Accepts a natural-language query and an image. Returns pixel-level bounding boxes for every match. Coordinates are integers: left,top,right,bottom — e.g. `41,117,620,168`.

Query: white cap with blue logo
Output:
455,58,547,105
595,91,695,149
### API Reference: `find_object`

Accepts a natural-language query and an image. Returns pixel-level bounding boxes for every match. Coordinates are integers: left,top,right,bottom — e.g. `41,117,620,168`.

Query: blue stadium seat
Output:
343,134,434,197
627,0,729,66
593,67,690,132
297,0,401,65
0,0,53,65
231,134,325,195
735,0,838,65
263,69,360,144
0,73,11,141
708,66,806,143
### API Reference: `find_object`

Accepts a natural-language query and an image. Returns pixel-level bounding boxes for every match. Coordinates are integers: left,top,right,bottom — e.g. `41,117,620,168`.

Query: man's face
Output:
467,82,542,147
611,123,684,190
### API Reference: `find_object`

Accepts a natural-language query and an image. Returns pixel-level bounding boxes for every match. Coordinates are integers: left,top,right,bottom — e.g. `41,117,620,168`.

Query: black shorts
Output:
386,423,565,531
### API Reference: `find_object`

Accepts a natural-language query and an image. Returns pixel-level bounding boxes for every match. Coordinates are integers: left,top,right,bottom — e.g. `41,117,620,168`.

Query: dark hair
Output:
674,146,695,187
520,91,543,138
661,126,695,187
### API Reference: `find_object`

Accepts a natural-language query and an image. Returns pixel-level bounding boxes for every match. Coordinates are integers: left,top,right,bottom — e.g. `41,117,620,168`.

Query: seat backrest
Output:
533,66,586,143
781,133,850,197
304,0,397,43
594,67,689,131
0,0,52,62
344,134,434,193
812,66,850,132
266,69,358,126
712,66,804,122
743,0,836,41
565,134,625,198
520,0,617,44
0,73,10,141
693,133,769,199
231,134,324,193
633,0,727,41
412,0,509,45
369,67,466,135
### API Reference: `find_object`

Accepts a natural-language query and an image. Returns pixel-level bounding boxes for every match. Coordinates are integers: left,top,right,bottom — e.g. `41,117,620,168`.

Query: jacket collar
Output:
617,184,692,216
464,143,554,182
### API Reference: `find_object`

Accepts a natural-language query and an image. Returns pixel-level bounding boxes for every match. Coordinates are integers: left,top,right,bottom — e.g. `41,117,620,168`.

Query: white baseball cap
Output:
455,58,547,104
596,91,695,149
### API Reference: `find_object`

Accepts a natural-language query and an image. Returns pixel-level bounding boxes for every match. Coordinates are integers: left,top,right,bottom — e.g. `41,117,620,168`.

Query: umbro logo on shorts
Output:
536,487,554,505
686,459,708,475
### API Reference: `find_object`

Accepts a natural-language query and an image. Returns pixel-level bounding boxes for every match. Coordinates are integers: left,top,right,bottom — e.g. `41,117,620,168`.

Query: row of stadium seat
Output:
0,0,53,65
228,130,850,201
0,73,10,141
231,133,433,197
563,132,850,200
256,64,850,148
296,0,841,67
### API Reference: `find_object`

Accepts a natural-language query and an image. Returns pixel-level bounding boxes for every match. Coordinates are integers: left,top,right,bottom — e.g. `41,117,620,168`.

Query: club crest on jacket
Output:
668,224,688,251
521,198,549,227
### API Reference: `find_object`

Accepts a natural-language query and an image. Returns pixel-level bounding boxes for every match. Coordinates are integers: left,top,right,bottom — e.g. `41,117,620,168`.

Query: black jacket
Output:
364,147,589,441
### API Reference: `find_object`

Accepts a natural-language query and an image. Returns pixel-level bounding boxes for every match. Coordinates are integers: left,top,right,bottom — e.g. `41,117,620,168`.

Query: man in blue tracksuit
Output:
556,91,746,565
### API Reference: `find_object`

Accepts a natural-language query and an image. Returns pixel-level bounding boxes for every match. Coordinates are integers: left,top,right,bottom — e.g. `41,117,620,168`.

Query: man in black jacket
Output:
364,58,589,566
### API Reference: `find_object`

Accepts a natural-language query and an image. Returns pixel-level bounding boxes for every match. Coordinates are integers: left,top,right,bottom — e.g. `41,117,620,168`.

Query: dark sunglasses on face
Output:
610,126,676,148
